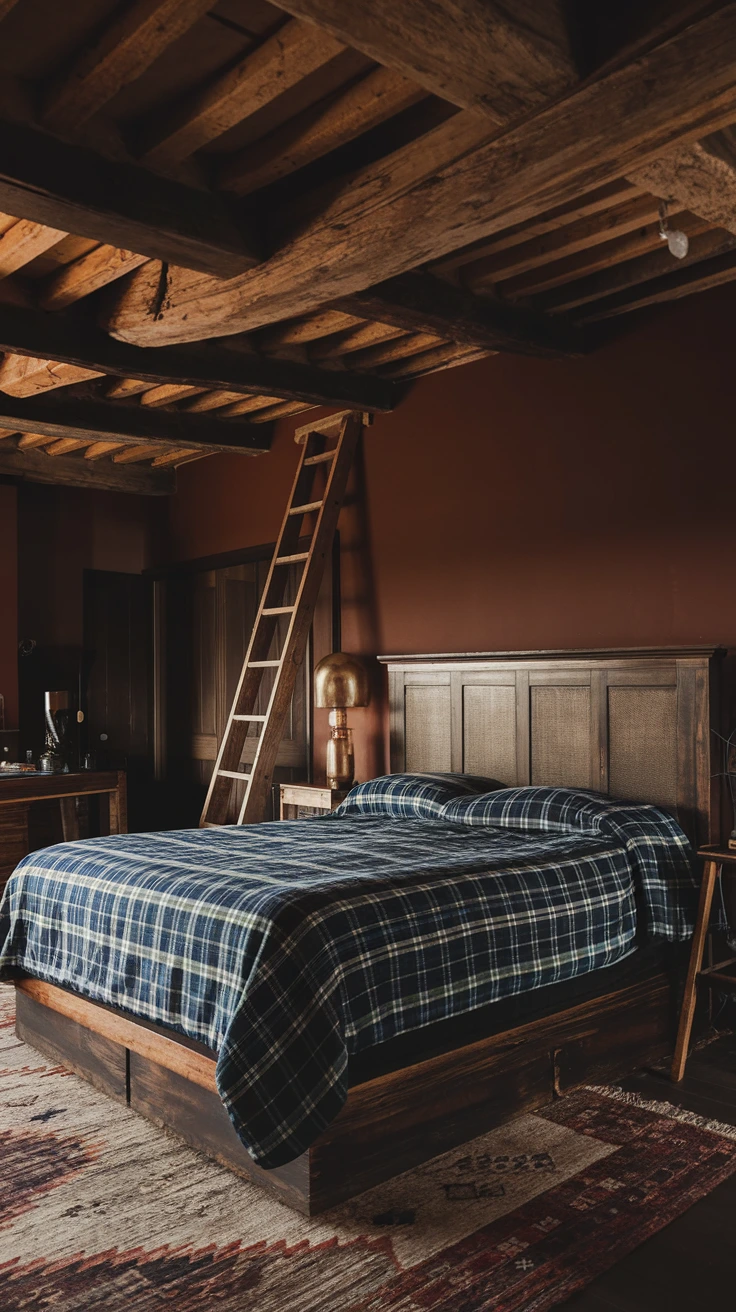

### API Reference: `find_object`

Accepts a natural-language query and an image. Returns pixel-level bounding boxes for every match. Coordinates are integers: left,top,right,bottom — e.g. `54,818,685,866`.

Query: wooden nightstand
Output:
279,782,349,820
672,845,736,1081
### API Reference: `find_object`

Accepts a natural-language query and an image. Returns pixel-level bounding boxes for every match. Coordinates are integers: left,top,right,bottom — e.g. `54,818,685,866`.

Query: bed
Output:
0,647,726,1214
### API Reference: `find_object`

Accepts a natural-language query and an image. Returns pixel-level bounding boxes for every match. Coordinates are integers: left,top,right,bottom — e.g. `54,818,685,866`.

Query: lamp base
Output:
326,727,354,792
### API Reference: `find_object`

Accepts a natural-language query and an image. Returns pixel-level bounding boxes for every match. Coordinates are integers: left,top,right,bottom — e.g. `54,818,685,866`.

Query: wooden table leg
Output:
59,796,80,842
671,858,720,1082
108,771,128,835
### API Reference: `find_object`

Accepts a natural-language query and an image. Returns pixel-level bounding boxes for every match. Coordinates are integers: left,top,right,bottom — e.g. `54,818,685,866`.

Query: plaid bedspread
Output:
0,799,696,1168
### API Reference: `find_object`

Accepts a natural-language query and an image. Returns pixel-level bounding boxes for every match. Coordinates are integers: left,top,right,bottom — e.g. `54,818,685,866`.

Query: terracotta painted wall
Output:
167,281,736,781
0,483,18,728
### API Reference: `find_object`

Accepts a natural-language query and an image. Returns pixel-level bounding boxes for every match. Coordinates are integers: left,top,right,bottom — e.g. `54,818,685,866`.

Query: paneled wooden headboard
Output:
379,648,728,846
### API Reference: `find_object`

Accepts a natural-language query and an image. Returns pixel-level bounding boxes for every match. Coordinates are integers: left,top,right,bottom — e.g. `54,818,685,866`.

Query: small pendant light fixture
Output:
658,200,689,259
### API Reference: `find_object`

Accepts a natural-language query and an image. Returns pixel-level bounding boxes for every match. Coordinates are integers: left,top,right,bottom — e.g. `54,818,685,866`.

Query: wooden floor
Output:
560,1035,736,1311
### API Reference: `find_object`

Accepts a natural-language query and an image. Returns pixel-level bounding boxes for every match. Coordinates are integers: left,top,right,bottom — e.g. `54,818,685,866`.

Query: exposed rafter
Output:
103,7,736,346
0,442,174,495
0,303,401,412
137,19,347,167
0,118,260,278
0,392,275,455
271,0,579,119
41,0,215,134
332,272,586,358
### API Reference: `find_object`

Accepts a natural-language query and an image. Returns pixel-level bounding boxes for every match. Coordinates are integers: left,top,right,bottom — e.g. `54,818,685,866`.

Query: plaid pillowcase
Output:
442,785,698,939
333,772,505,820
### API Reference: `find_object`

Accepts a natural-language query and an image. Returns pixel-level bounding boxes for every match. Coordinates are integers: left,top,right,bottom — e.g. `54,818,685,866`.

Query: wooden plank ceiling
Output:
0,0,735,492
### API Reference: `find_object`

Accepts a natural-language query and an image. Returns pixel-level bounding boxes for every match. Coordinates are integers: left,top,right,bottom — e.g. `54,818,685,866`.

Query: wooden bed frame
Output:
12,647,726,1215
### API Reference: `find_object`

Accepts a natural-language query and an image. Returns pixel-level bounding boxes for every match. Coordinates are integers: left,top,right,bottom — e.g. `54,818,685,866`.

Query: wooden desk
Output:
0,770,127,898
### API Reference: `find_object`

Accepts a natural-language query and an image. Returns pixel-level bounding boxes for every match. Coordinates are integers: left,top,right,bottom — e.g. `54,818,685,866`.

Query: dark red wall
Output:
0,484,18,728
167,282,736,779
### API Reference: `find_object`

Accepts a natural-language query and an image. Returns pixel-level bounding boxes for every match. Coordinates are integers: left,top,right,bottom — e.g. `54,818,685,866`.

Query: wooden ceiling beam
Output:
45,437,90,456
113,443,165,464
183,389,244,412
150,447,206,467
41,0,215,134
543,227,736,315
430,181,641,277
246,399,314,421
84,441,127,460
139,383,207,407
578,245,736,322
461,194,663,288
0,443,174,495
383,343,491,378
0,393,275,455
0,302,401,412
16,432,53,449
310,321,407,360
255,310,362,348
0,117,260,278
219,65,425,196
271,0,579,120
138,19,347,167
104,7,736,346
0,353,103,397
349,331,445,369
40,246,150,311
214,394,283,417
0,219,68,278
332,272,585,357
627,129,736,234
497,210,710,299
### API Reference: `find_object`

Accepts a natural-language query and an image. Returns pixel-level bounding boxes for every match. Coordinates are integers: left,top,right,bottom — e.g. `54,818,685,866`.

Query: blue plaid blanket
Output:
0,784,697,1168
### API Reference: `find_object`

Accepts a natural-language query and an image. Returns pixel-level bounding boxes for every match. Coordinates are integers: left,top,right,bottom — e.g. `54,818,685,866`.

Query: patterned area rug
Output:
1,986,736,1311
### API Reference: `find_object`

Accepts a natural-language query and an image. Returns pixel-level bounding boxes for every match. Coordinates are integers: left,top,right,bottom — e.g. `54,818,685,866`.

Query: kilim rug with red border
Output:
1,984,735,1311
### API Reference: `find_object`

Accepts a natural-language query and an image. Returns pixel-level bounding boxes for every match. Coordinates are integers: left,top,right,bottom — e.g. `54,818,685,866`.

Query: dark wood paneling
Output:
84,570,152,831
382,649,723,844
0,803,28,900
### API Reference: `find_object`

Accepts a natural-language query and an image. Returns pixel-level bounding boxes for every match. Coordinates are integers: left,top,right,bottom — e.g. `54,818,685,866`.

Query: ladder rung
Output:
232,714,266,721
249,659,281,667
261,606,294,616
303,451,335,466
218,769,251,780
275,552,309,564
289,500,322,515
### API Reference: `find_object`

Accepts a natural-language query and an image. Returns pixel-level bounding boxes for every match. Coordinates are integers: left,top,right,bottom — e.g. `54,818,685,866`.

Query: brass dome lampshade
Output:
314,652,369,791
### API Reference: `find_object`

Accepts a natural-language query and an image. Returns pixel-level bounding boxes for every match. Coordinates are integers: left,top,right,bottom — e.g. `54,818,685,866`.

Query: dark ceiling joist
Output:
273,0,579,120
332,272,586,358
0,118,260,279
104,5,736,346
578,245,736,322
0,392,275,454
0,304,401,412
0,444,174,495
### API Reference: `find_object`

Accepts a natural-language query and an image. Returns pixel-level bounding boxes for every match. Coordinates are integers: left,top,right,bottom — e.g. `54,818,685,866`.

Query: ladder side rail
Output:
238,413,362,823
200,428,325,825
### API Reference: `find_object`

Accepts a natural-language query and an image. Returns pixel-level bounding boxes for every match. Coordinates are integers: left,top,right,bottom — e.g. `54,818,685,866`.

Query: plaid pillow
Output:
333,772,505,820
442,786,698,939
442,786,614,832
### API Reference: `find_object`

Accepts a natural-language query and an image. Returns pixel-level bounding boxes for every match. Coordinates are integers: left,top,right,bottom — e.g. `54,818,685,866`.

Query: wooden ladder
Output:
200,409,365,827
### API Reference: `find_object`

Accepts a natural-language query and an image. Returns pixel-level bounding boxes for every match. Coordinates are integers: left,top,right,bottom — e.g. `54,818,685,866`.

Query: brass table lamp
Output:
314,653,369,790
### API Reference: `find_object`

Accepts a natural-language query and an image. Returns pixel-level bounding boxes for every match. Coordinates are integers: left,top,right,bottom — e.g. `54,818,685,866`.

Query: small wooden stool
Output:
671,845,736,1081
